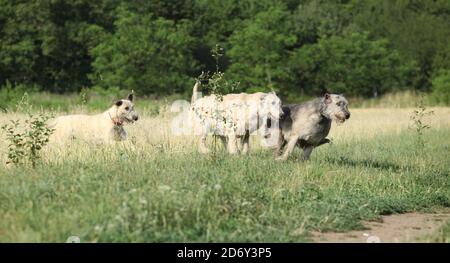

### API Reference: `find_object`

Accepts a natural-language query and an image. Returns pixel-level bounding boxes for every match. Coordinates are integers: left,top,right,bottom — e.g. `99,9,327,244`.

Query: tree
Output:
351,0,450,90
191,0,280,73
290,32,414,97
291,0,353,46
432,70,450,105
0,0,117,92
0,1,44,87
121,0,195,21
227,4,297,93
90,7,197,94
0,0,449,98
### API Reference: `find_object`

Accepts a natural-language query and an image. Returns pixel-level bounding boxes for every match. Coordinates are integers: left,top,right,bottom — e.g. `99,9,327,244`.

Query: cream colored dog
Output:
190,81,282,154
50,93,139,143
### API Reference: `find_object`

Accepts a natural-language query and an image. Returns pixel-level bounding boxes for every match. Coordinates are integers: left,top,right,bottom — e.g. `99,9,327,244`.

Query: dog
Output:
50,93,139,143
190,81,282,154
274,93,350,161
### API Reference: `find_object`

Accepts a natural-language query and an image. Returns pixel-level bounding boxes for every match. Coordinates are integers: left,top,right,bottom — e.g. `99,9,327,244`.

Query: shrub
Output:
0,81,39,111
431,70,450,105
227,4,296,93
90,6,197,95
409,97,433,149
291,32,415,97
1,113,54,167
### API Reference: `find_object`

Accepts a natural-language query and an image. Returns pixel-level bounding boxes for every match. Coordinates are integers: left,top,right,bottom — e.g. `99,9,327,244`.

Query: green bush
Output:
290,32,415,97
1,1,450,99
1,113,54,167
227,4,296,93
90,6,197,95
0,81,40,111
431,70,450,105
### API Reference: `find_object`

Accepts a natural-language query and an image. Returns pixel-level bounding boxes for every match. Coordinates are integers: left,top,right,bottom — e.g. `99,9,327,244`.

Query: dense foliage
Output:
1,0,449,98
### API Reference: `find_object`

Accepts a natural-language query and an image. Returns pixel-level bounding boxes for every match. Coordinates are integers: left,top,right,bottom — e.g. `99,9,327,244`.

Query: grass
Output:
0,88,183,115
431,222,450,242
0,99,450,242
1,89,447,115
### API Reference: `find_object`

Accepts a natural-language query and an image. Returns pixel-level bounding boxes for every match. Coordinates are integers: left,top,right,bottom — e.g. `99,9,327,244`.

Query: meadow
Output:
0,93,449,242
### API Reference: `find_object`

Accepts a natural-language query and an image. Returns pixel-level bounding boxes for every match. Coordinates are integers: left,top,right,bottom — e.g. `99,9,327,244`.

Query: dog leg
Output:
274,133,286,158
276,135,299,161
300,146,314,161
316,138,331,148
227,134,239,155
198,135,210,154
236,136,243,153
219,136,227,150
241,131,250,154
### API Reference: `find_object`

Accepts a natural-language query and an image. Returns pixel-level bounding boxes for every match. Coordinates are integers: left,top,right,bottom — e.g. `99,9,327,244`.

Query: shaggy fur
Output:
50,94,139,144
190,81,282,154
275,93,350,161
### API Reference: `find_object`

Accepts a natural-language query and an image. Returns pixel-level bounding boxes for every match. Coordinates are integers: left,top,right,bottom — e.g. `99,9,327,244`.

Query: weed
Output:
410,96,434,149
1,112,54,167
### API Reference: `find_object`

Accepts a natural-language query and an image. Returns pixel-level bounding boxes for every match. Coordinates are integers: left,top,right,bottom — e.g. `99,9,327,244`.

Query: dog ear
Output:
127,93,134,102
115,100,123,107
319,88,329,97
324,93,332,104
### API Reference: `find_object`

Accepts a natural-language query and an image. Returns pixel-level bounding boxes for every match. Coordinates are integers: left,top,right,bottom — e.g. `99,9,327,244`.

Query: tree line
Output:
1,0,449,100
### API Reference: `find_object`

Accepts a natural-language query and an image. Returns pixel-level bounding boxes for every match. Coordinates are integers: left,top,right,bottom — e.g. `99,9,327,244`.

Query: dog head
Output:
321,93,350,123
261,91,283,120
259,92,283,145
112,93,139,124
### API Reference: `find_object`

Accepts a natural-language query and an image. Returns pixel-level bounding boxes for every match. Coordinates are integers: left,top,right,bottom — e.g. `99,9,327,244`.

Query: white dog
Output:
190,81,282,154
50,93,139,143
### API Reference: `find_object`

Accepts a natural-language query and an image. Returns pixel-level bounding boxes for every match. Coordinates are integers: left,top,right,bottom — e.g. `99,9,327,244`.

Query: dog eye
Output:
125,106,130,111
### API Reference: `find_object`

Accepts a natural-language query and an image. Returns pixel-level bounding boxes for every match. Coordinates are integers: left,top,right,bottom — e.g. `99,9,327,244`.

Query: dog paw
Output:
199,148,210,154
275,156,287,161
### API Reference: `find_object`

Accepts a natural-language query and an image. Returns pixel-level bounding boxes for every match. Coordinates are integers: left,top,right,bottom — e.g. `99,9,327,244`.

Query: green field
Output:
0,103,449,242
1,0,450,244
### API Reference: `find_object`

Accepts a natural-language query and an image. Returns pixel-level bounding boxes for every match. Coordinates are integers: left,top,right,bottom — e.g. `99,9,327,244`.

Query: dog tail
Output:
191,80,201,104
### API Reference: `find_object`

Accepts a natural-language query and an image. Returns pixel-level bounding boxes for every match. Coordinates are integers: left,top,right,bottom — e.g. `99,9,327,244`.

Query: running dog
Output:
275,93,350,161
190,81,282,154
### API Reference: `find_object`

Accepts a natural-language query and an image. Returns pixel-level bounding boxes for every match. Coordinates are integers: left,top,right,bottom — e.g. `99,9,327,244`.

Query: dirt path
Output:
311,210,450,243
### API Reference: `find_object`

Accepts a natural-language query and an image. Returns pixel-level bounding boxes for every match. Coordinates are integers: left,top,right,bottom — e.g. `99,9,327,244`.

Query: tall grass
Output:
0,105,449,242
0,88,183,114
349,90,440,108
1,88,448,115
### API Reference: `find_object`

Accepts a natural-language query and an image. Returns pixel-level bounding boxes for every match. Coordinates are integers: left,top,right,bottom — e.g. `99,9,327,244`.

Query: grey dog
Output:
274,93,350,161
